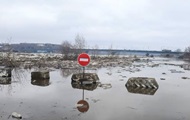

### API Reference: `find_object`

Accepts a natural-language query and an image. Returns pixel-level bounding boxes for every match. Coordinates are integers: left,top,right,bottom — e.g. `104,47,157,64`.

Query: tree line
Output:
60,34,87,60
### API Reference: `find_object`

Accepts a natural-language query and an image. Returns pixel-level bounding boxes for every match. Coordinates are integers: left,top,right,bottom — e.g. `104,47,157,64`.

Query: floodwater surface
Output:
0,58,190,120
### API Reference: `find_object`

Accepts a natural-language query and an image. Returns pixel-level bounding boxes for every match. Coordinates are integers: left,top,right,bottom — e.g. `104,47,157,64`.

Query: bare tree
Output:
92,44,99,59
175,49,182,52
184,46,190,60
60,40,73,60
74,34,86,56
185,46,190,53
0,39,19,68
108,44,117,58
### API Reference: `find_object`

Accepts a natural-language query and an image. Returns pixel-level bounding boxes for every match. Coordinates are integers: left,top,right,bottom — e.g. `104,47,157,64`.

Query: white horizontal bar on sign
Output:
79,58,89,62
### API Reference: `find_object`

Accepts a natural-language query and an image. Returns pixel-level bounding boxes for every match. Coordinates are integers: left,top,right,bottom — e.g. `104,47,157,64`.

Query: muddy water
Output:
0,58,190,120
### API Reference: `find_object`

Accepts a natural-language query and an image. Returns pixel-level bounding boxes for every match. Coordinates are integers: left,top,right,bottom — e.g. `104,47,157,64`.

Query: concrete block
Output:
71,73,99,84
31,71,50,80
125,77,159,95
0,68,11,77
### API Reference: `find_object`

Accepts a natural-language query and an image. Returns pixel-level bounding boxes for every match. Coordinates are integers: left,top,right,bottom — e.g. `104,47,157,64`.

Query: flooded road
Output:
0,58,190,120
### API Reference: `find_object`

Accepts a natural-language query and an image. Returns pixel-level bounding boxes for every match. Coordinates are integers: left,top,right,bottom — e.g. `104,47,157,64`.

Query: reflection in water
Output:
0,69,28,95
0,77,11,85
76,99,89,113
31,79,50,86
0,67,12,77
126,86,158,95
0,67,12,85
71,72,99,113
71,82,99,91
75,88,90,113
72,81,93,113
61,68,80,78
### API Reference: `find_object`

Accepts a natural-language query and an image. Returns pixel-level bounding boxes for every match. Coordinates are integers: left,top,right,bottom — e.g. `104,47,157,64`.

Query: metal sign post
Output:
83,67,85,79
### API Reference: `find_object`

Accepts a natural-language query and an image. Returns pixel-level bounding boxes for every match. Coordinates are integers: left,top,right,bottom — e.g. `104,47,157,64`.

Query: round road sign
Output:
77,100,89,113
77,53,90,66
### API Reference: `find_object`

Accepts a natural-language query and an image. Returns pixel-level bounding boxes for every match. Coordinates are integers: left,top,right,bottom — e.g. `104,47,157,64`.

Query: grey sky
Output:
0,0,190,50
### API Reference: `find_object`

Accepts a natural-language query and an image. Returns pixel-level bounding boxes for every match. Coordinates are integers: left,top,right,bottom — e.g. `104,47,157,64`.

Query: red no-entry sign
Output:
77,53,90,66
77,100,89,113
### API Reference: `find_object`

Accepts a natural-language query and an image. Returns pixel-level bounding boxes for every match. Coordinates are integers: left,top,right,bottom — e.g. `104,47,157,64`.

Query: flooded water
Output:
0,58,190,120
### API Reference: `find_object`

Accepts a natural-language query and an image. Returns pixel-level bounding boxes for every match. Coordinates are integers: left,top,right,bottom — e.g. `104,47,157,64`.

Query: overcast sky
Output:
0,0,190,50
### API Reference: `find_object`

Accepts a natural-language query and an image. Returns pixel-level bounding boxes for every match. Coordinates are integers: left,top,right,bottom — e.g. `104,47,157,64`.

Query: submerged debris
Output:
147,63,159,67
182,64,190,70
98,83,112,89
182,77,190,79
11,112,22,119
170,69,185,73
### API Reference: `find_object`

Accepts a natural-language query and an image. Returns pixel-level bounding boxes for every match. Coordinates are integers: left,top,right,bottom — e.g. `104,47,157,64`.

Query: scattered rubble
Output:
98,83,112,89
1,53,143,69
182,77,190,79
170,69,185,73
160,78,166,80
11,112,22,119
147,63,159,67
182,64,190,70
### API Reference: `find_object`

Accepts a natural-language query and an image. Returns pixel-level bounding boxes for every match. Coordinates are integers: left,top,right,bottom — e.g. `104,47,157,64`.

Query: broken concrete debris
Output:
182,77,190,79
182,64,190,70
98,83,112,89
71,73,99,84
170,69,185,73
12,112,22,119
